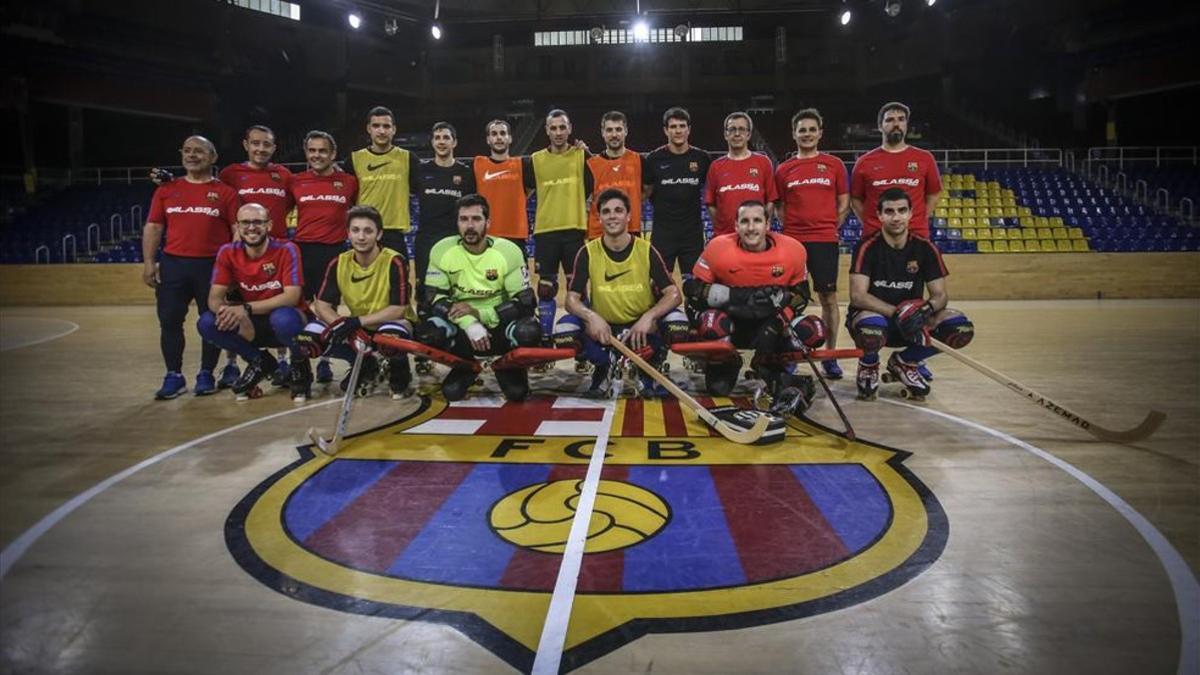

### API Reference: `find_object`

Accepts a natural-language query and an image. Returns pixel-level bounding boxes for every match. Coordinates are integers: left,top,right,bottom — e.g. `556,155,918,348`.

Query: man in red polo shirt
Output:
849,102,942,240
291,130,358,384
704,112,777,238
141,135,239,399
774,107,850,380
684,200,826,409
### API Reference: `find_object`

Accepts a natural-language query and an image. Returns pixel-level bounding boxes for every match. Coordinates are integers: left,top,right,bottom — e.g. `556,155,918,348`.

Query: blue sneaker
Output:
193,369,217,396
218,361,240,389
821,359,844,380
315,359,334,384
154,372,187,400
917,361,934,381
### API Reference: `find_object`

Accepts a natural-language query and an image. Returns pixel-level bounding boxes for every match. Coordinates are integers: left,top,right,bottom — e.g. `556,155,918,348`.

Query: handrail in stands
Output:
109,214,122,241
35,245,49,264
1135,179,1148,201
1096,165,1109,186
1180,198,1194,222
61,234,77,263
131,205,143,233
87,223,100,254
1154,188,1169,209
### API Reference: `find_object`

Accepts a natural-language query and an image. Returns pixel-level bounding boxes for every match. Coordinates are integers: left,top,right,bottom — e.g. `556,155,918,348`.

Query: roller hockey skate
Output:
883,352,931,401
233,351,278,401
289,359,313,403
855,360,879,401
917,361,934,382
583,361,613,399
217,361,240,390
342,355,380,397
414,356,433,375
315,359,334,384
387,356,412,400
821,359,844,380
270,359,291,388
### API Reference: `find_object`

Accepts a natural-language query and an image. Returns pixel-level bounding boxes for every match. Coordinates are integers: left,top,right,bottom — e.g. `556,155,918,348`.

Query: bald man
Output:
142,135,240,399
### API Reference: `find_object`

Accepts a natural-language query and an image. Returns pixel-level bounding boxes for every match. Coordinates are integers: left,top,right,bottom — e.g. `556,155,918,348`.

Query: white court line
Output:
0,319,79,352
0,398,340,579
883,399,1200,675
531,398,618,675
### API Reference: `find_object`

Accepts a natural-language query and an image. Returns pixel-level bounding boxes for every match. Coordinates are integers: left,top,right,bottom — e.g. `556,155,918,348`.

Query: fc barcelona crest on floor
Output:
227,395,947,672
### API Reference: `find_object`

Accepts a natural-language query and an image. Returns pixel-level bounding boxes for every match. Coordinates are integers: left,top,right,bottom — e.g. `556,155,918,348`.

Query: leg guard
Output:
506,316,543,348
696,309,733,341
414,317,457,351
932,315,975,350
495,367,530,401
552,314,584,353
537,276,558,339
659,309,690,345
851,314,888,356
788,314,828,350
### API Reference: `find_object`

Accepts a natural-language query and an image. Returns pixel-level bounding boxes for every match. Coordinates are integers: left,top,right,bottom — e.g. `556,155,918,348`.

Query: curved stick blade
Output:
1088,410,1167,444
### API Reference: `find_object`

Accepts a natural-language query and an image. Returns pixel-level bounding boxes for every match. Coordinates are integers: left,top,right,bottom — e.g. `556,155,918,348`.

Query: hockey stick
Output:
608,337,771,445
307,350,367,456
930,337,1166,443
798,349,857,441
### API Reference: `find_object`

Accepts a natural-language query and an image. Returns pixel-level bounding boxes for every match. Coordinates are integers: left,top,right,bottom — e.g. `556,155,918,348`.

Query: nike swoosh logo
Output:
366,162,391,171
483,169,510,180
351,272,375,282
604,270,631,282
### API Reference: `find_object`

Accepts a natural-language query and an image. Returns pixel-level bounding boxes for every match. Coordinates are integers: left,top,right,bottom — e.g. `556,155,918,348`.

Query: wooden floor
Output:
0,300,1197,674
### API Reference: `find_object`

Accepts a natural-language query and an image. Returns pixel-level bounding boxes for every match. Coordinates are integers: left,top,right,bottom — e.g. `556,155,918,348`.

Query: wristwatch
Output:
243,303,253,315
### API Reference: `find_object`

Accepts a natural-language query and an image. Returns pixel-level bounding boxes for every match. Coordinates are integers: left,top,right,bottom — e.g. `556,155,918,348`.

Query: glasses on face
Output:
238,219,270,227
725,127,750,135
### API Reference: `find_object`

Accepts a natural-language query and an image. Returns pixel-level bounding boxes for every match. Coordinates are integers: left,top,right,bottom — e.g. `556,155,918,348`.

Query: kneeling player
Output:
554,188,687,397
414,194,541,401
303,205,413,400
197,203,307,400
847,188,974,400
684,200,827,406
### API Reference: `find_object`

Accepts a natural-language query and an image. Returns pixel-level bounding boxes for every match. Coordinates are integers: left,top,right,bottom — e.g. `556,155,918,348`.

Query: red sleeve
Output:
388,254,409,306
282,243,302,288
221,188,239,227
849,161,865,199
703,162,717,205
926,156,942,194
791,242,808,284
835,158,849,195
692,241,719,282
773,163,787,202
218,165,236,188
211,246,235,286
762,158,779,202
148,186,167,223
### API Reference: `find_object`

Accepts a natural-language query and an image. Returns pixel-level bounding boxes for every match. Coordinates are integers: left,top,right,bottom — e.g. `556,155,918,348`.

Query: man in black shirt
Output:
414,122,476,308
847,188,974,400
643,107,712,279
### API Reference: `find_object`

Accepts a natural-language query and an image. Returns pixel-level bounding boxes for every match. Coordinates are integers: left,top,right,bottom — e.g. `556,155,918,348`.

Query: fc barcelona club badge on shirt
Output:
749,167,760,177
333,181,344,190
688,161,699,172
907,260,919,273
817,163,828,173
270,172,282,182
486,269,498,281
907,162,918,173
770,264,784,277
453,175,463,185
206,191,220,202
262,262,276,276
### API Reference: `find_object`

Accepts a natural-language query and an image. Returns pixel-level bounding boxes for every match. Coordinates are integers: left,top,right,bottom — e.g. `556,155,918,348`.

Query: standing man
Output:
849,102,943,380
527,109,593,340
847,189,973,400
415,194,541,401
473,119,532,251
348,106,420,255
291,130,358,384
586,111,644,240
308,205,413,400
141,135,239,399
774,108,850,380
217,124,295,388
197,203,308,401
704,112,777,239
555,188,687,398
643,106,711,278
849,102,942,240
413,122,475,307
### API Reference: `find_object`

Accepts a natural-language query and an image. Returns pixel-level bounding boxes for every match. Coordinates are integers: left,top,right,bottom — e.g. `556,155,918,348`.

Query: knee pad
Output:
268,307,304,342
414,317,457,351
294,321,327,359
660,309,690,344
696,309,732,341
932,315,974,349
506,316,542,348
789,314,828,349
852,315,889,353
196,311,220,339
552,314,584,353
377,320,413,340
537,277,559,301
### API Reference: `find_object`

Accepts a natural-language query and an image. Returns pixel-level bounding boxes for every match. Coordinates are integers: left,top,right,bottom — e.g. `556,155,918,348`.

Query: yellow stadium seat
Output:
964,217,977,228
1022,228,1038,240
1035,216,1049,228
1050,217,1065,227
990,197,1004,207
1040,239,1057,251
948,217,962,228
1052,227,1069,239
1069,227,1085,239
964,175,976,185
1037,227,1053,239
935,208,949,217
1009,240,1026,253
977,240,994,253
962,228,977,240
1071,239,1090,252
963,207,977,217
993,240,1010,253
949,207,962,217
1056,239,1073,252
948,197,961,207
1019,206,1032,217
1025,240,1042,252
1003,208,1018,218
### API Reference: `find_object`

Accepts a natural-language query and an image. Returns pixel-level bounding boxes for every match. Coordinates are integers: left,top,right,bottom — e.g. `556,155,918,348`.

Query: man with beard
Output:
414,194,540,401
585,111,645,240
472,119,531,251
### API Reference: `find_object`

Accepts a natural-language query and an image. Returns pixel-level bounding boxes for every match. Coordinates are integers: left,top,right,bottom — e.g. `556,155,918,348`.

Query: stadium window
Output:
226,0,300,21
535,24,740,46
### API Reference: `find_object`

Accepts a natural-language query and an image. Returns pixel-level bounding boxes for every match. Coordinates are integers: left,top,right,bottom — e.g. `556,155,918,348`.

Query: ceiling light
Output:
840,9,852,25
632,19,649,41
431,22,442,39
347,12,362,29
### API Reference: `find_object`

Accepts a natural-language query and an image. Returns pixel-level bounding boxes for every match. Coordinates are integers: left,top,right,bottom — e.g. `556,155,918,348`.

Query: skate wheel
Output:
660,362,670,374
899,388,926,401
881,372,896,383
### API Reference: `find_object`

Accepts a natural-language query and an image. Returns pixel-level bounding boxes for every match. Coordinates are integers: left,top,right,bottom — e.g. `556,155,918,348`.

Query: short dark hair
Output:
663,106,690,126
724,111,753,132
244,124,275,140
485,119,510,135
737,199,767,218
546,108,569,123
367,106,394,124
432,121,457,139
877,101,910,127
346,204,384,231
601,111,627,128
304,130,337,153
456,193,490,221
791,108,823,131
876,187,912,212
596,187,631,213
